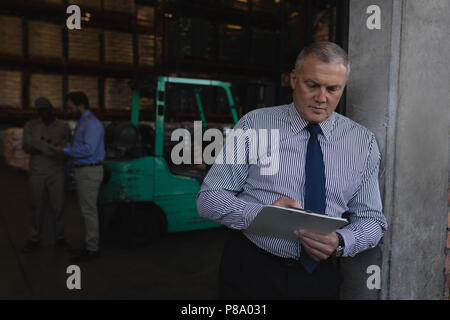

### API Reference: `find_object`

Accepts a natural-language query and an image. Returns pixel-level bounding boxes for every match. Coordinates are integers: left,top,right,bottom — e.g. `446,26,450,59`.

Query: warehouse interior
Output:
0,0,350,300
0,0,348,122
0,0,448,300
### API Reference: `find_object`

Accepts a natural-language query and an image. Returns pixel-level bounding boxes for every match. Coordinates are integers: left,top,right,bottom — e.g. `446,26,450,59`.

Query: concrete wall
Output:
343,0,450,299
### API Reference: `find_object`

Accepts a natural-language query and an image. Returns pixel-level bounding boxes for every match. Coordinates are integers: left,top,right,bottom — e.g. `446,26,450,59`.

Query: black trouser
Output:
219,230,342,300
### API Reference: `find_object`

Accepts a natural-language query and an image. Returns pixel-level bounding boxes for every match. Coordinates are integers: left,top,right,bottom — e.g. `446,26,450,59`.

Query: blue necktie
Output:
300,123,326,273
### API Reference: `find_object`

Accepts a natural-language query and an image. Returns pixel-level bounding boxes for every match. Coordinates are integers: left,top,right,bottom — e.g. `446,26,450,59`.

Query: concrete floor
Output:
0,160,228,300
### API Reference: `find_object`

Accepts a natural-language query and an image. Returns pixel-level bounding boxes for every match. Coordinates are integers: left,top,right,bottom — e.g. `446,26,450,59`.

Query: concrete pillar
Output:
342,0,449,299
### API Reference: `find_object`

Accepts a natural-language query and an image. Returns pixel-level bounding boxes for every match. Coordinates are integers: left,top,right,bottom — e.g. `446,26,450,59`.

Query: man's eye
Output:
328,87,338,92
307,83,317,88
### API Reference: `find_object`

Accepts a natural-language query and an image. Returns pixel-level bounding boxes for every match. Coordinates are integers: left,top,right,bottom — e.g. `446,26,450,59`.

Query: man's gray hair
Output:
295,41,350,77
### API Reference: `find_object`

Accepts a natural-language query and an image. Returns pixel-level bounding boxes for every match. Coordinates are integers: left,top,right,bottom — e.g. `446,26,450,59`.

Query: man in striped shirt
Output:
196,41,388,299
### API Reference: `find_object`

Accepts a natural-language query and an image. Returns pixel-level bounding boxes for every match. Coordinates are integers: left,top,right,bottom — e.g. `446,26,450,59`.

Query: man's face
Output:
66,99,82,119
290,55,348,124
37,107,53,122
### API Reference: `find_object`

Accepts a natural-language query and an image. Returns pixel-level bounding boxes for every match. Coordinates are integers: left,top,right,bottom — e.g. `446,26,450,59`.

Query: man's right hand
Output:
271,197,339,261
271,197,303,210
49,144,64,153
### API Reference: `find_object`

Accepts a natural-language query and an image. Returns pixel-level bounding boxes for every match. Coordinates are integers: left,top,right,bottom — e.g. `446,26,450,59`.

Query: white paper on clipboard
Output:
245,205,349,241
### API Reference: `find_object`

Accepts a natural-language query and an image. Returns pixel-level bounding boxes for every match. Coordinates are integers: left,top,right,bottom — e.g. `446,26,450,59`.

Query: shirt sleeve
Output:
336,134,388,257
196,114,265,229
64,123,72,143
63,120,102,159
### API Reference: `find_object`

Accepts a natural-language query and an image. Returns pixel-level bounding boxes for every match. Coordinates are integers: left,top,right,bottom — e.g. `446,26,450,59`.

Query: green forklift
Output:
98,76,239,246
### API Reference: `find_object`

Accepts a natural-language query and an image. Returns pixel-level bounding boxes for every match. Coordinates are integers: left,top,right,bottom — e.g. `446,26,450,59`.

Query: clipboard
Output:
245,205,349,241
30,139,56,157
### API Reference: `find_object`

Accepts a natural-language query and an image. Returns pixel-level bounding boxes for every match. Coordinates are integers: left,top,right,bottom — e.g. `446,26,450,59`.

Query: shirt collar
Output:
288,103,336,140
288,103,309,134
79,110,91,122
319,112,336,141
37,118,57,127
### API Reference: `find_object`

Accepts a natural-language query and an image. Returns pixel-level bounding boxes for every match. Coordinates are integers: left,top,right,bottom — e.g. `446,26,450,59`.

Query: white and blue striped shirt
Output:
197,103,388,258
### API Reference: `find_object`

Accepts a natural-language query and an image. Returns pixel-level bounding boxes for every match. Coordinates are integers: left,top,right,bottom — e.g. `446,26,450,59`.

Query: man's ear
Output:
289,70,297,90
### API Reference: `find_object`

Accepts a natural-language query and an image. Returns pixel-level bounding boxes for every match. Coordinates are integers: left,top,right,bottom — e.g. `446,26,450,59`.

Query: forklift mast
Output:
151,76,238,157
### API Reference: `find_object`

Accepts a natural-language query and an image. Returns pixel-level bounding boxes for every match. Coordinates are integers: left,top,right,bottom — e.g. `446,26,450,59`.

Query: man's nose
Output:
314,87,327,104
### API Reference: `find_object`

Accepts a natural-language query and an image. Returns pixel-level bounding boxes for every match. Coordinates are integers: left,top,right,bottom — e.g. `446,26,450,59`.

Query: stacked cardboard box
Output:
67,0,101,9
139,35,162,66
104,78,132,110
68,27,101,61
0,128,29,172
0,70,22,109
28,20,63,58
104,31,134,65
252,0,280,13
137,5,155,26
103,0,136,14
312,5,336,42
68,75,99,109
222,0,249,11
137,5,158,66
0,15,23,56
30,74,63,109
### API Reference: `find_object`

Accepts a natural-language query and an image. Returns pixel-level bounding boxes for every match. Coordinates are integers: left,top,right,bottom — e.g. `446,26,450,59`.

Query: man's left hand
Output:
294,230,339,261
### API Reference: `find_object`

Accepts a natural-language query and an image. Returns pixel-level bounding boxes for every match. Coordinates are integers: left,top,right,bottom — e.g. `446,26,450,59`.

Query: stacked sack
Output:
0,128,30,172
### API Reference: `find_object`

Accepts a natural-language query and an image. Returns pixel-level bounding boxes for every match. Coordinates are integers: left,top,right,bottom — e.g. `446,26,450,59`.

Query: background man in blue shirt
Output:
53,91,105,263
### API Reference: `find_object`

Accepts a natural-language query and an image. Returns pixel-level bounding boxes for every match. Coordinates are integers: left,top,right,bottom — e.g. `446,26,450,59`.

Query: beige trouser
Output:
29,170,65,242
74,166,103,252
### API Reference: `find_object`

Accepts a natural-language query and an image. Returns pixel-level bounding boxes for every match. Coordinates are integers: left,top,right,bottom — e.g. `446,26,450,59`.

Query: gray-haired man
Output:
197,41,387,299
